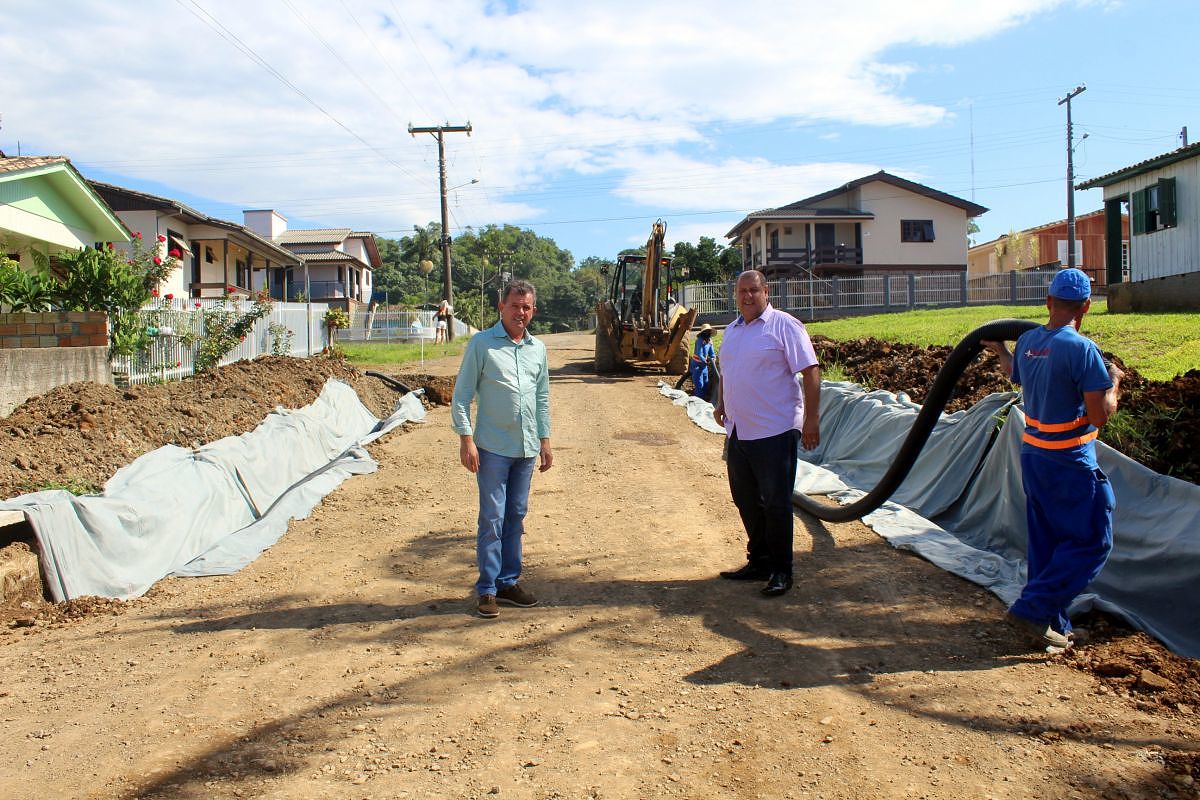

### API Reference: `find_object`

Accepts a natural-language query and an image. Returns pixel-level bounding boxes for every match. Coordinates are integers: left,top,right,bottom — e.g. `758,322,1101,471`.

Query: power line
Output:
337,0,436,121
175,0,422,183
280,0,409,130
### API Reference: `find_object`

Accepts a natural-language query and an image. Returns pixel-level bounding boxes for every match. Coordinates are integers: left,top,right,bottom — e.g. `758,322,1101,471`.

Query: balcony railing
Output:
273,281,365,302
765,245,863,268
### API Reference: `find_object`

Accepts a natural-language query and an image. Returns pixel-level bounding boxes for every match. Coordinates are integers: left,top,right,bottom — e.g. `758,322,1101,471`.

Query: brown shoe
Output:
478,594,499,618
496,583,538,608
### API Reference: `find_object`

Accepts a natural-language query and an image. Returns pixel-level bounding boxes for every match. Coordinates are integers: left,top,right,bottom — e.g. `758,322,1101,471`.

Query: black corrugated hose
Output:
793,318,1039,523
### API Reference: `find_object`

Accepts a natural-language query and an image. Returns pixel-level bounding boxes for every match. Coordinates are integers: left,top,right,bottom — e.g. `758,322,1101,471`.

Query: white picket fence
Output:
111,299,331,386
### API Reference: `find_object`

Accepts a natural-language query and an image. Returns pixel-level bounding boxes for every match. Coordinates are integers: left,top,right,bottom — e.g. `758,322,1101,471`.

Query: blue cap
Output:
1048,268,1091,301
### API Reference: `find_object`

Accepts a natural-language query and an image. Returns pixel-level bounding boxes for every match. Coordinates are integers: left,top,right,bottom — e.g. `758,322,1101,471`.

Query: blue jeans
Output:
474,448,537,596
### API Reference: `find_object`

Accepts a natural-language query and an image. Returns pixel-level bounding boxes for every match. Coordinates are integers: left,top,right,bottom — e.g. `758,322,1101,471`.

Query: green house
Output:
0,154,130,271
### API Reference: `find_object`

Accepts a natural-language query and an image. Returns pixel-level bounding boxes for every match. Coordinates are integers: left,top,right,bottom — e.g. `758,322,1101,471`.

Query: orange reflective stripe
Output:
1022,430,1098,450
1025,414,1090,433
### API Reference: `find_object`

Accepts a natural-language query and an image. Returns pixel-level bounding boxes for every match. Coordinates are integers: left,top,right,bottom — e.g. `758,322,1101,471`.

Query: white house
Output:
90,182,301,300
243,210,379,312
726,171,987,279
1078,141,1198,288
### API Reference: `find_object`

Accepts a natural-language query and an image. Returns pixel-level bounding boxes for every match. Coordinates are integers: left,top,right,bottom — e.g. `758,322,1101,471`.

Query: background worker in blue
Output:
690,324,716,401
983,268,1123,649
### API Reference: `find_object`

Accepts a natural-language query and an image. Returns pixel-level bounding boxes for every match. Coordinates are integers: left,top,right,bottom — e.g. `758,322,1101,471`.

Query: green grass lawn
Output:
340,339,467,371
340,304,1198,382
806,301,1200,381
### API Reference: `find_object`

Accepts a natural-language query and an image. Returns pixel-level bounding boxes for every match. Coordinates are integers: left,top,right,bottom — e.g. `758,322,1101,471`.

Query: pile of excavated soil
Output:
811,336,1200,484
0,356,449,501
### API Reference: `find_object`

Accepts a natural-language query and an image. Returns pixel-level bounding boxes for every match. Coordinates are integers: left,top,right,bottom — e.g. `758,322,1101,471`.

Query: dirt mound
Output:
0,356,443,502
812,336,1010,413
812,337,1200,484
1059,612,1200,713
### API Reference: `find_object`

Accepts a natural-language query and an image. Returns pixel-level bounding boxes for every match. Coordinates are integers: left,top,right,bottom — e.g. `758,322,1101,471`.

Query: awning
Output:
169,233,192,256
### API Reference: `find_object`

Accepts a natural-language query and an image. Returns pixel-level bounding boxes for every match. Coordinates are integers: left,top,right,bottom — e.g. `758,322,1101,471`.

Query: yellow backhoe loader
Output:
594,220,697,374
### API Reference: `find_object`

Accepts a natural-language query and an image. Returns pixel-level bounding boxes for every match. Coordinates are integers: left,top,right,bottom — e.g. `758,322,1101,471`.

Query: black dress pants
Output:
726,428,799,575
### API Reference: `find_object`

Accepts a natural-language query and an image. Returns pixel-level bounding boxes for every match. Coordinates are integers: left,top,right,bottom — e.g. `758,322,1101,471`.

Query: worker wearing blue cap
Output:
983,268,1124,649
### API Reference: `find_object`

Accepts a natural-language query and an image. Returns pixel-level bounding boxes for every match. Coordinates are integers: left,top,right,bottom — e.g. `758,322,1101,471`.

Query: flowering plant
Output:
193,288,273,371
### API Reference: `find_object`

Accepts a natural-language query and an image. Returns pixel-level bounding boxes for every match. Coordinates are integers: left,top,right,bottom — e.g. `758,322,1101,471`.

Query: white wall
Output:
1106,157,1199,282
859,182,969,266
242,209,288,239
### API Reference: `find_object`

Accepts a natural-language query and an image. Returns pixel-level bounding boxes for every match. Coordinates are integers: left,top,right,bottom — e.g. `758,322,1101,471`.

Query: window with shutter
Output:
1132,189,1147,235
1159,177,1177,228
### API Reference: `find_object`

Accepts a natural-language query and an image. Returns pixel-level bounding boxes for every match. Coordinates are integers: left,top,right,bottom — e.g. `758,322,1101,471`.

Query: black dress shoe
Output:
761,572,793,596
719,563,771,581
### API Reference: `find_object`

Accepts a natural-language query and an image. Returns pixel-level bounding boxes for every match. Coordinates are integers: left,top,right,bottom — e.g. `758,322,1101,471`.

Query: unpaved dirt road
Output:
1,332,1196,800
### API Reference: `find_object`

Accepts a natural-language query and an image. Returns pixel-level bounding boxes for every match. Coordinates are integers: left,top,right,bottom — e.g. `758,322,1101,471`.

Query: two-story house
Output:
242,210,378,312
726,171,987,279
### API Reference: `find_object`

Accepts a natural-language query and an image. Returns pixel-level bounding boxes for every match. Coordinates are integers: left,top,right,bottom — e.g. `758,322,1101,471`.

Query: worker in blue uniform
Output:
690,324,716,401
983,268,1123,649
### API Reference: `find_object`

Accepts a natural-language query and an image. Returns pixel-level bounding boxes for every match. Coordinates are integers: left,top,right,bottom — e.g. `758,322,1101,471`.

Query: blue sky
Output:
2,0,1196,263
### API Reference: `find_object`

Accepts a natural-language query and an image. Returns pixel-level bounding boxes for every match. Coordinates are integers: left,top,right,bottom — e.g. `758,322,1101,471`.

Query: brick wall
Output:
0,311,109,349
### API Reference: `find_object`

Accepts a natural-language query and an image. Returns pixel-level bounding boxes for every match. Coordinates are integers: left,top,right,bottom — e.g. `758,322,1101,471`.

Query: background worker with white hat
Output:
689,324,716,401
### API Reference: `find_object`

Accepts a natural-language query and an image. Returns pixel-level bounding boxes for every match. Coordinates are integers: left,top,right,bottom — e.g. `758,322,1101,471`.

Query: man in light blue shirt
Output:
451,279,553,619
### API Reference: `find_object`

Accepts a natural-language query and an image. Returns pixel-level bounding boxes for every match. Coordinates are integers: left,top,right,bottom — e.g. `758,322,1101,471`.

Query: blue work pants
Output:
1010,452,1115,634
690,362,710,401
474,448,537,597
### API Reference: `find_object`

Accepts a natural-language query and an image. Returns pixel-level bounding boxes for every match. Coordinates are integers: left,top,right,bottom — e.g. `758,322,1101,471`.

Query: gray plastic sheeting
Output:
0,379,425,601
663,379,1200,658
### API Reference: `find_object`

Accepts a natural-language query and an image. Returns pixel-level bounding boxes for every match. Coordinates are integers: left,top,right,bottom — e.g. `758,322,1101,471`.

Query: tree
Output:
967,219,981,247
671,236,740,282
994,229,1040,271
372,223,443,306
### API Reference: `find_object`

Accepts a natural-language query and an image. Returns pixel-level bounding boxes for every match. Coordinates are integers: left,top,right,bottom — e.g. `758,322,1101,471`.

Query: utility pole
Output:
408,122,472,341
1058,85,1086,271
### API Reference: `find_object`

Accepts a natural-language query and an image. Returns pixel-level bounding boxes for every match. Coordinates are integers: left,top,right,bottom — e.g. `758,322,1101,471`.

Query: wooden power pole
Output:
1058,85,1086,271
408,122,472,341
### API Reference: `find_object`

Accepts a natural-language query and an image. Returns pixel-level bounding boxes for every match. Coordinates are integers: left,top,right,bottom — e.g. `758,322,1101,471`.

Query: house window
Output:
166,230,190,260
1056,240,1082,266
1132,177,1177,234
901,219,935,242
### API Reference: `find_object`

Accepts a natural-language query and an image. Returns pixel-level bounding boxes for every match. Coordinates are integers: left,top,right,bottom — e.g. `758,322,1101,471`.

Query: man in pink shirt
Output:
713,270,821,596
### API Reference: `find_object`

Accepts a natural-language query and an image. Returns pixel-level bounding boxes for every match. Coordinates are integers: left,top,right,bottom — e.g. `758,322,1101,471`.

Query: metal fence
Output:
680,268,1061,321
336,308,472,343
111,299,331,386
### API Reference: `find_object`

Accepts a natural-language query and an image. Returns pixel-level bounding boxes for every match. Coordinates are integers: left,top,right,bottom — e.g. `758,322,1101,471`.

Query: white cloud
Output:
0,0,1067,250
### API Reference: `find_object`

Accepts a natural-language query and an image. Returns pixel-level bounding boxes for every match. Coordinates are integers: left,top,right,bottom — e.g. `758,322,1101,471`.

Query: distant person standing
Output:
451,279,553,619
690,324,716,401
983,267,1122,649
713,270,821,597
434,299,451,344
